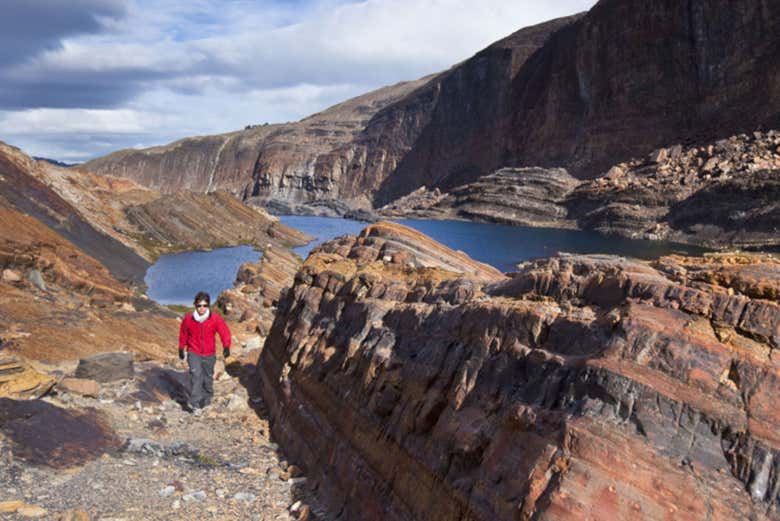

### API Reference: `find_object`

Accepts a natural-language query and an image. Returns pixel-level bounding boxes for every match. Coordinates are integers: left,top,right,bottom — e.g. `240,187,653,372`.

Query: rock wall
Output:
81,79,433,206
258,222,780,520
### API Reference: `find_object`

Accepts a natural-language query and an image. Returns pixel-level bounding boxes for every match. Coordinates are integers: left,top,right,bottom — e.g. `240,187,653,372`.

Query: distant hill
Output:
34,156,76,168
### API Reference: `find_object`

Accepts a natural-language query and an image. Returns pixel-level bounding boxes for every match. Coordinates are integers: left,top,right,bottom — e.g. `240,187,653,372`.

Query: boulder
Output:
75,352,134,382
1,269,21,283
58,377,101,398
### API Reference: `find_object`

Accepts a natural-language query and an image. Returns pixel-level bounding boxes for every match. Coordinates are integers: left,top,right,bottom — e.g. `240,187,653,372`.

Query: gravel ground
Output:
0,359,328,521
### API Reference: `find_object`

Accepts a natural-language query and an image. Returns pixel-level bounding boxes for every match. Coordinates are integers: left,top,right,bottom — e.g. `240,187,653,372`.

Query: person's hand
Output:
223,348,230,359
178,348,185,360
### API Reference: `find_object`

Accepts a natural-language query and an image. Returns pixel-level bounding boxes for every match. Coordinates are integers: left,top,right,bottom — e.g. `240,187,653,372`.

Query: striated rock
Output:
125,191,310,257
259,225,780,520
0,357,55,400
0,142,149,283
1,141,309,266
311,222,503,280
382,167,580,228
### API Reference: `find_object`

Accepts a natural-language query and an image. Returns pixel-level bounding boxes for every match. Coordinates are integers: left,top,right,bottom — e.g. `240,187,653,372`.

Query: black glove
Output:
223,348,230,359
178,348,185,360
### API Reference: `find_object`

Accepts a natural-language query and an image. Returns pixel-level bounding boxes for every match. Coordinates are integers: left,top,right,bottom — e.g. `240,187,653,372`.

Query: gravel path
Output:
0,359,328,520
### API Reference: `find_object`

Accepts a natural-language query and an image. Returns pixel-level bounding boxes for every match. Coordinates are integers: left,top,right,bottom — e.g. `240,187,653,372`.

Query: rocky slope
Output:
258,222,780,520
569,131,780,248
0,142,309,264
382,131,780,249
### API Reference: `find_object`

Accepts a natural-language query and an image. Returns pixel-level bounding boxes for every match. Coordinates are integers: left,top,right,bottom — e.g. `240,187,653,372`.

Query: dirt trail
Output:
0,358,328,521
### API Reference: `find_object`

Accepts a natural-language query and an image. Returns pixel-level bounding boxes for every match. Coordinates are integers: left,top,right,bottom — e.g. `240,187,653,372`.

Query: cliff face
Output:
259,222,780,520
81,78,433,206
82,0,780,218
376,0,780,203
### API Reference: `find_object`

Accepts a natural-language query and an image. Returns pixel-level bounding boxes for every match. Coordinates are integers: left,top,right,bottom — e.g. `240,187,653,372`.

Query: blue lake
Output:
281,216,708,273
145,216,707,304
144,245,261,305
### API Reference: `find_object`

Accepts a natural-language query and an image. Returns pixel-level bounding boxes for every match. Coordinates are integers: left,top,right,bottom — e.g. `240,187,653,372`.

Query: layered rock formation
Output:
259,222,780,520
125,191,310,258
381,167,580,229
83,0,780,220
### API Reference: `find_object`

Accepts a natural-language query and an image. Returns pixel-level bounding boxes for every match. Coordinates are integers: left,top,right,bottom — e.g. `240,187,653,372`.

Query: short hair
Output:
193,291,211,306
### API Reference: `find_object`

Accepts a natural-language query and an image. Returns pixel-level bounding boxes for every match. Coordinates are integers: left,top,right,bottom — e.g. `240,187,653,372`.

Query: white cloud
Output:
0,108,170,134
0,0,596,161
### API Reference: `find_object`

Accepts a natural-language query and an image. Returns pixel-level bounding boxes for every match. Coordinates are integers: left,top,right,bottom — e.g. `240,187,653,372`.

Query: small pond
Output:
144,245,261,306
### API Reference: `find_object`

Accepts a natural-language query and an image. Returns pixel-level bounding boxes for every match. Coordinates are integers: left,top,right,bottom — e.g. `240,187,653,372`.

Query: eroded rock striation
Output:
381,167,580,229
259,222,780,520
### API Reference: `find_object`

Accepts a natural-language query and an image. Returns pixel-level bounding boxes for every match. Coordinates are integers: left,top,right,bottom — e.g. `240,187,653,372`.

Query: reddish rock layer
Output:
259,223,780,520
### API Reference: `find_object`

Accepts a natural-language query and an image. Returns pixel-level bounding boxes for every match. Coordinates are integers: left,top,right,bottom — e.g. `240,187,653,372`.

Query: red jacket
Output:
179,312,231,356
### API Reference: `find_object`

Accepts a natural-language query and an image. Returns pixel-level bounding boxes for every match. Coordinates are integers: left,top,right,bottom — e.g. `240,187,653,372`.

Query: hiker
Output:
178,291,231,413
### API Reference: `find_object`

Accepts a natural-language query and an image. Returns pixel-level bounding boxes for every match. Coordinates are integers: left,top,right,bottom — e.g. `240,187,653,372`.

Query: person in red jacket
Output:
178,291,231,414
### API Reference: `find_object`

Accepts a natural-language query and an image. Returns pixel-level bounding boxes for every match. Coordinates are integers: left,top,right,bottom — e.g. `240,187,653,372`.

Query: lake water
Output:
280,216,707,273
144,245,261,305
145,216,707,304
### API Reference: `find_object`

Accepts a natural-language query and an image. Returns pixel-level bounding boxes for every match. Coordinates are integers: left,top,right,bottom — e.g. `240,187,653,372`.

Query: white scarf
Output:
193,308,210,323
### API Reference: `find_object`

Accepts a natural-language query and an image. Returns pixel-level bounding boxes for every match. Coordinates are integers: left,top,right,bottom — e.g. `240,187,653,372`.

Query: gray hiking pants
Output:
187,352,215,408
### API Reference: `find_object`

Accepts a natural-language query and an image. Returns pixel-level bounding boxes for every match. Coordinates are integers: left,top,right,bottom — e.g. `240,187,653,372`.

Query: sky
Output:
0,0,596,163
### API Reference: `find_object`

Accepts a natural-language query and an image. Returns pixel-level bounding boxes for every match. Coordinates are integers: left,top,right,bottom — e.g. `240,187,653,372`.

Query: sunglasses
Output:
196,303,209,308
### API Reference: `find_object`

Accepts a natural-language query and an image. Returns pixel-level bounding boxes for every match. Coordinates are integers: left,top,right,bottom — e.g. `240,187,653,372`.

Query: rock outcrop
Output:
0,358,56,400
381,167,580,229
125,191,310,258
258,222,780,520
568,130,780,248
